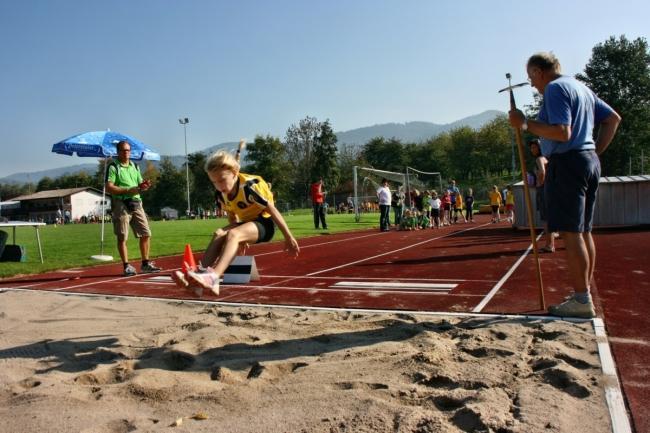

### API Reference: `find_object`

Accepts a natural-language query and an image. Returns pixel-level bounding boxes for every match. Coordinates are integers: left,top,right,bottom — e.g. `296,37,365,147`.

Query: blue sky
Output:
1,0,648,175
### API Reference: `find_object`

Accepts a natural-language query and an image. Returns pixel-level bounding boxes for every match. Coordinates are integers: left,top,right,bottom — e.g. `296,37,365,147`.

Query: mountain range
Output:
1,110,503,184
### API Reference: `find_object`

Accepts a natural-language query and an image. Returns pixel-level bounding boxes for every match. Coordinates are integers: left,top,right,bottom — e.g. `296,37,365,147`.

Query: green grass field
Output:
0,211,380,278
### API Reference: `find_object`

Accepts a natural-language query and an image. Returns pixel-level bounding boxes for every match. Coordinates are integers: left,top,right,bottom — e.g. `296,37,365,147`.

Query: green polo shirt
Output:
107,161,142,200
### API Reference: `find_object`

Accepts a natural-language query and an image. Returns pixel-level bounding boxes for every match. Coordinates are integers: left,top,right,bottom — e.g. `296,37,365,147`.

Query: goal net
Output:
405,167,443,208
353,166,406,222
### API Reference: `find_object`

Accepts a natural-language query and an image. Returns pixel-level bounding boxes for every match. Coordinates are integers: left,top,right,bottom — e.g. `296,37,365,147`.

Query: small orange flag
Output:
182,244,197,273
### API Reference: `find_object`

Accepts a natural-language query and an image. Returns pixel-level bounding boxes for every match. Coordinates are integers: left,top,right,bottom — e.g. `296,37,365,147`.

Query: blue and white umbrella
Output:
52,130,160,161
52,130,161,261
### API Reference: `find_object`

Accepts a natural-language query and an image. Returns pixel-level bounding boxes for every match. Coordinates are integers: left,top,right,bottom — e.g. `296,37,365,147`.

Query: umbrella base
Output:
91,254,114,262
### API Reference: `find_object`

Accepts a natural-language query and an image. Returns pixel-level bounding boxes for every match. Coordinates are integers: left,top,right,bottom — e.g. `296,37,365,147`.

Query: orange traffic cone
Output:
182,244,197,273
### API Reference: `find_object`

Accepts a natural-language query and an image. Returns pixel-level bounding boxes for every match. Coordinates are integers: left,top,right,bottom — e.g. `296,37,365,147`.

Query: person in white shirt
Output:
377,178,391,232
429,191,442,228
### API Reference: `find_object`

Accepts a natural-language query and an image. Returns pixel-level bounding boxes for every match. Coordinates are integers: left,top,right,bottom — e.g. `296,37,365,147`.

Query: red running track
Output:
1,213,648,432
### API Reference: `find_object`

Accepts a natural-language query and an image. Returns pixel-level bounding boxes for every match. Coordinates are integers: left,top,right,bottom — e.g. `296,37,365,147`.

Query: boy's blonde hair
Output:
204,150,240,174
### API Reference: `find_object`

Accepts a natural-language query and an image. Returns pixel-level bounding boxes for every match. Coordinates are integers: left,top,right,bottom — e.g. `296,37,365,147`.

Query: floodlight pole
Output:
353,166,359,222
179,117,191,218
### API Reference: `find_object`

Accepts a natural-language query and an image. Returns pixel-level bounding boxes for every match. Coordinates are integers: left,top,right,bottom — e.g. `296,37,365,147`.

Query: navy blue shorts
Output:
545,150,600,233
536,186,547,221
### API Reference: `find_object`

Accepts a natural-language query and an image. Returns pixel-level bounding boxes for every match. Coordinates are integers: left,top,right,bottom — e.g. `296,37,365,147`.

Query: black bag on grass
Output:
0,244,27,262
0,230,7,257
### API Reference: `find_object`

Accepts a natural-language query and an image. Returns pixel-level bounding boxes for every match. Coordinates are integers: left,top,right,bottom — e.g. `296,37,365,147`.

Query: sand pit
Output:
0,290,612,433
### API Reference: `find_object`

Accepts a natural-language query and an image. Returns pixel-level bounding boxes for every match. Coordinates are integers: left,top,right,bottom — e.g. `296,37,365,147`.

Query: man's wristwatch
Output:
521,120,528,131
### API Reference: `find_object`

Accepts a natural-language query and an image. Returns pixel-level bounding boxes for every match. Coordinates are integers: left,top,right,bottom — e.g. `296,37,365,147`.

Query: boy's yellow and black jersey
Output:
216,173,273,222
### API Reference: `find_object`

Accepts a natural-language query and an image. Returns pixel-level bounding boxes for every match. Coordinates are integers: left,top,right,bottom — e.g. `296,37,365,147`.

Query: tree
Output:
36,177,55,192
361,137,407,172
576,35,650,175
147,157,185,215
475,116,513,178
285,116,322,203
336,143,364,194
410,133,453,178
187,152,212,212
447,127,477,180
243,134,290,201
312,120,340,195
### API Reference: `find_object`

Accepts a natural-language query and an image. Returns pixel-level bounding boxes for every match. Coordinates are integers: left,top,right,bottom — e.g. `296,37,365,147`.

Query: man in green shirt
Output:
106,140,161,276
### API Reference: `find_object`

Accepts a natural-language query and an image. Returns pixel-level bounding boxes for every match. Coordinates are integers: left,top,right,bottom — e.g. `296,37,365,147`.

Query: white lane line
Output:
51,274,138,291
263,275,481,282
128,280,459,294
144,276,173,282
332,281,456,291
472,232,543,313
306,223,491,277
219,284,455,296
254,231,385,256
60,269,83,273
593,318,633,433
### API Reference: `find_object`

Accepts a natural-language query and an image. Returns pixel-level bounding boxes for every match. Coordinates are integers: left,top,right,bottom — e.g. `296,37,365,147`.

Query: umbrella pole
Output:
91,157,113,261
100,157,107,254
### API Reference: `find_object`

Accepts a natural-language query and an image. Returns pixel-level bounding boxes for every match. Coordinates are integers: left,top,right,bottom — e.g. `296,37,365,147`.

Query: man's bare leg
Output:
583,231,597,286
560,231,590,294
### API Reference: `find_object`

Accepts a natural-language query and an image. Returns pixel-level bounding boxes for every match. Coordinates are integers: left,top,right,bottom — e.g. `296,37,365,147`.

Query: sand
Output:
0,290,611,433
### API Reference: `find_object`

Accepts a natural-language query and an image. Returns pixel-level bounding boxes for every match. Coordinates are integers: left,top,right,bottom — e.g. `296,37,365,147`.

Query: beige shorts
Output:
112,199,152,241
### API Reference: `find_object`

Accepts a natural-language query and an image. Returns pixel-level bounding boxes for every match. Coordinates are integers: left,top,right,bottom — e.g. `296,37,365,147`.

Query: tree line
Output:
2,35,648,214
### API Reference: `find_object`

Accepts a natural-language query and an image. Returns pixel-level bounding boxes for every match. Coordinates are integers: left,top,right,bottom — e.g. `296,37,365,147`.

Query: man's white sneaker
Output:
548,296,595,318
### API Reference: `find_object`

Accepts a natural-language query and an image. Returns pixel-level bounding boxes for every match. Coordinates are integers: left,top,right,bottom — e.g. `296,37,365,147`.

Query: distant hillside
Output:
335,110,503,146
0,142,241,185
0,112,503,184
0,164,100,185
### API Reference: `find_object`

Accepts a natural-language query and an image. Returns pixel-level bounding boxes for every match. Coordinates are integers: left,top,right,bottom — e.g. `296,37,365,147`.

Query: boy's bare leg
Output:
201,229,228,268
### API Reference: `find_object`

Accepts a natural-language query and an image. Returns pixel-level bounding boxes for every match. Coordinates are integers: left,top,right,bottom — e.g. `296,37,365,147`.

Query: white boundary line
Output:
472,232,543,313
593,318,633,433
0,287,591,320
125,281,454,296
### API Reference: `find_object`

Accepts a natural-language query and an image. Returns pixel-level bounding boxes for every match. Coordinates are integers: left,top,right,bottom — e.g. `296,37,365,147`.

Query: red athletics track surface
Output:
1,213,648,432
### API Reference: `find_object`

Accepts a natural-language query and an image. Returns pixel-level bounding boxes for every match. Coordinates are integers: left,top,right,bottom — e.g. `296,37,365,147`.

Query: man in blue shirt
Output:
509,52,621,318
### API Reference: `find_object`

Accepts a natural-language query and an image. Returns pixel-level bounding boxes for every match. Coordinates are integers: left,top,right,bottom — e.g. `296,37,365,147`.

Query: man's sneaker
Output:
141,261,162,273
123,264,137,277
548,295,596,318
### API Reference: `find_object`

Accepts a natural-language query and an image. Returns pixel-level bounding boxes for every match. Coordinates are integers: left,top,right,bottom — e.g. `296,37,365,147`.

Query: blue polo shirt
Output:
538,75,615,156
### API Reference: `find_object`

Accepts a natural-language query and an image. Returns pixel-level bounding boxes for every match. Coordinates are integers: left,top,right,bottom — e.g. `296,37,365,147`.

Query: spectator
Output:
105,140,161,276
377,178,391,232
489,185,502,223
310,177,328,230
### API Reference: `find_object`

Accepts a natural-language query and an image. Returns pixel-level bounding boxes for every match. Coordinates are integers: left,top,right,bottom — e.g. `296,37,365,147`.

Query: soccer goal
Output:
405,166,443,207
352,166,406,222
